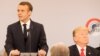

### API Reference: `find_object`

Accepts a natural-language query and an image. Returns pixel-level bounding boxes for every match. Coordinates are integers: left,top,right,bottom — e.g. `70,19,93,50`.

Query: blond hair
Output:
72,26,89,37
50,42,69,56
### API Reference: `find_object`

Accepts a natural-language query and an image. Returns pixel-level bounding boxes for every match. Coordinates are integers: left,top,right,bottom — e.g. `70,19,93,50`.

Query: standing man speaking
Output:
5,1,48,56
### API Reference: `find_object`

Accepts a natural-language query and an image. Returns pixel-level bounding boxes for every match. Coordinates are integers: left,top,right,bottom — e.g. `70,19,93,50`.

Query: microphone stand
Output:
27,29,31,56
27,29,37,56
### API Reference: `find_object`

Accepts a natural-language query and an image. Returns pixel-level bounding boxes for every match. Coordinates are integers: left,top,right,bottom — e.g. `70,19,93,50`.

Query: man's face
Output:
17,5,31,22
74,30,89,45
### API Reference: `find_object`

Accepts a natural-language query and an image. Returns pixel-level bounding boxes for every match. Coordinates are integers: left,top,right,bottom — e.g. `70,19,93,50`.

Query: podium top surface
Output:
20,53,37,56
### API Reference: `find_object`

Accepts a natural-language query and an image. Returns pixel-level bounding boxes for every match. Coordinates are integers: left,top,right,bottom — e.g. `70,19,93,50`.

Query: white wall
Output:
0,0,100,55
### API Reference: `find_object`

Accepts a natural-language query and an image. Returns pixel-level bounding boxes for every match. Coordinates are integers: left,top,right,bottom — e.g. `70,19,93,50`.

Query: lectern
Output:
20,52,37,56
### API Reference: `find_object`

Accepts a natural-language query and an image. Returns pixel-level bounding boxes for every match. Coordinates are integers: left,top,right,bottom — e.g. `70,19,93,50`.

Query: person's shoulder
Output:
96,47,100,50
69,45,76,49
7,21,19,28
87,46,97,50
87,46,100,53
87,46,100,56
31,20,43,27
69,45,76,47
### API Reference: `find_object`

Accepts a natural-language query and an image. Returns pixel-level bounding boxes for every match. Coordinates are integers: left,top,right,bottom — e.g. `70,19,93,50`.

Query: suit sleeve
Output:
4,25,14,55
38,24,48,53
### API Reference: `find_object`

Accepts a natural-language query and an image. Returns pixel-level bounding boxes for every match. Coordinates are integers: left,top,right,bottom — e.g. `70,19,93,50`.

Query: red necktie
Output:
80,48,85,56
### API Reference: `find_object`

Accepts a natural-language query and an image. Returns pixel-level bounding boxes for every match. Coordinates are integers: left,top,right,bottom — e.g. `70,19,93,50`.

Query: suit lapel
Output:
74,45,80,56
16,21,25,45
30,21,34,31
86,46,92,56
29,21,35,36
17,21,23,35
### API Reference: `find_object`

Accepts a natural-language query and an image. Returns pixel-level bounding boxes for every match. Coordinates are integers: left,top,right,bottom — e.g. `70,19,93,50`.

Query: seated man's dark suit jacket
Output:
4,20,48,55
69,45,100,56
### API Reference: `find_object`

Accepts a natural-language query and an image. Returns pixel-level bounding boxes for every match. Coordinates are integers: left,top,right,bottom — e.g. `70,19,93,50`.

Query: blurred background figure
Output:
50,42,69,56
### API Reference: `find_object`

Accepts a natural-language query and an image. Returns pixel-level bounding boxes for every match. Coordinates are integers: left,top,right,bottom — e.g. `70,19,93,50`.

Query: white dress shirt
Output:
76,45,86,56
20,19,31,34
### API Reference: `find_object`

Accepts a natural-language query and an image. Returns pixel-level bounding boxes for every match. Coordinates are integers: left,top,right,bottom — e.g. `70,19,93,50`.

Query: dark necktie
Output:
80,48,85,56
23,24,31,52
23,24,27,42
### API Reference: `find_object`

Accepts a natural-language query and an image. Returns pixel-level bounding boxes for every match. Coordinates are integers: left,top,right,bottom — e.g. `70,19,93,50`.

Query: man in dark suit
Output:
4,1,48,56
69,26,100,56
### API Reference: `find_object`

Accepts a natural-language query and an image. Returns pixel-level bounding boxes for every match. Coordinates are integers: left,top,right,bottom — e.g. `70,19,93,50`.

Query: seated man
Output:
69,26,100,56
50,42,69,56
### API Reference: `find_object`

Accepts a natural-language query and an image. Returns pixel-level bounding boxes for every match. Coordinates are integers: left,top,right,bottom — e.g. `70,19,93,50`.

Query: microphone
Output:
26,29,32,52
24,29,37,56
26,29,32,56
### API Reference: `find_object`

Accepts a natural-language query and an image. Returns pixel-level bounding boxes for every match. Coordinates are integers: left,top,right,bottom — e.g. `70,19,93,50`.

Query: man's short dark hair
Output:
19,1,33,11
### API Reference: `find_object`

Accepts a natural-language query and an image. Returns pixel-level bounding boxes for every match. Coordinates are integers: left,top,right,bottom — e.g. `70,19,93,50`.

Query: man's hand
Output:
10,49,20,56
38,49,46,56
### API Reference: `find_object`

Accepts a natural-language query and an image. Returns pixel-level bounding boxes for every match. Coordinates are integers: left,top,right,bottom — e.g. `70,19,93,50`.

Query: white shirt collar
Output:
20,19,31,30
76,45,86,56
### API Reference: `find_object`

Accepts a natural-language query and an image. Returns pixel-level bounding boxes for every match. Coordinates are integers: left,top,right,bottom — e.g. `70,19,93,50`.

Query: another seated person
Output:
50,42,69,56
69,26,100,56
